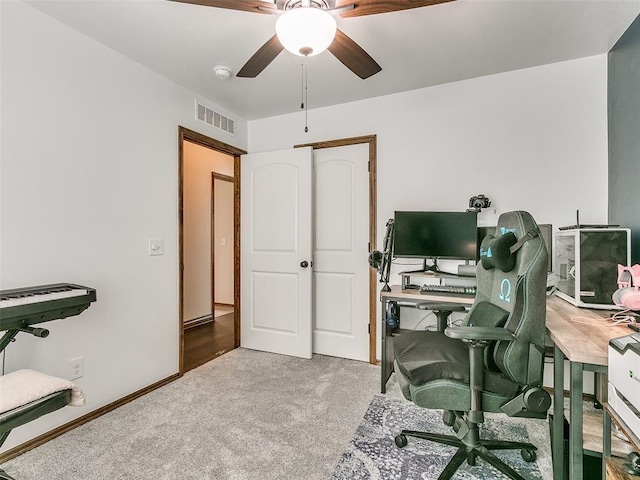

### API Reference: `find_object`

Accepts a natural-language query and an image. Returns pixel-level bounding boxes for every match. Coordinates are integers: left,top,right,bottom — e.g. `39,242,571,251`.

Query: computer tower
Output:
555,228,631,309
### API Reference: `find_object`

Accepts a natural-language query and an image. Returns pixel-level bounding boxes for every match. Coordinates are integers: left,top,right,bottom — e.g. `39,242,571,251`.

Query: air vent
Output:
195,99,236,137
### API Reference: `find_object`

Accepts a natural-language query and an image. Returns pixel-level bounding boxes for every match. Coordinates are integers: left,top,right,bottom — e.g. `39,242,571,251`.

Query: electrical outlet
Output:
69,356,84,380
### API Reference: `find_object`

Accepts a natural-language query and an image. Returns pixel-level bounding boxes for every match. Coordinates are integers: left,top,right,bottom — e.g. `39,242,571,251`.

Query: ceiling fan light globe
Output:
275,7,336,57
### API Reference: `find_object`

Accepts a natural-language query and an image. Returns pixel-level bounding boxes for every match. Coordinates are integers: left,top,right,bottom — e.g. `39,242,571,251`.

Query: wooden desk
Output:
546,295,632,480
379,285,474,393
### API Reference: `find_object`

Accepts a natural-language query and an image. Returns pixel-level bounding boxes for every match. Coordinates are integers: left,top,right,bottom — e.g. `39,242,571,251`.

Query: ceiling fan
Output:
170,0,454,79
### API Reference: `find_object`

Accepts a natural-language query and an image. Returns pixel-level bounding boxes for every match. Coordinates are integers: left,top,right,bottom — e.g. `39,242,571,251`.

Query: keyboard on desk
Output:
420,284,476,296
0,283,96,331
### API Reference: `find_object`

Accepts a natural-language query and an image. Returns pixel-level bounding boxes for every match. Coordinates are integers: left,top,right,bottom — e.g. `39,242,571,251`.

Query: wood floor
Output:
183,312,235,373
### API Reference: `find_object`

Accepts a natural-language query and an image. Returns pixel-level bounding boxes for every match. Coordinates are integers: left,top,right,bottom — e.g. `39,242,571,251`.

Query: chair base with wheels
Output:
395,416,538,480
393,332,547,480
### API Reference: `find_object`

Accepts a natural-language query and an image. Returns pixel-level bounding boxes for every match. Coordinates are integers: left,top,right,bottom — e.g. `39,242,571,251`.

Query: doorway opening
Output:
178,127,245,374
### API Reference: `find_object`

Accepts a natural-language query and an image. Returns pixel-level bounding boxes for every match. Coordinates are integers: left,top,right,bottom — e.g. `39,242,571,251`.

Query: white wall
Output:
0,2,246,451
248,54,610,359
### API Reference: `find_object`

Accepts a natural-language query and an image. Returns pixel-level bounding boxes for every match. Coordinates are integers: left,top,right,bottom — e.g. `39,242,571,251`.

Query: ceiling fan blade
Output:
168,0,276,15
335,0,454,18
237,35,284,78
328,29,381,79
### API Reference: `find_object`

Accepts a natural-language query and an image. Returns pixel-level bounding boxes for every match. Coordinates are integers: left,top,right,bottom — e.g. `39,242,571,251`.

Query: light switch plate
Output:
149,238,164,256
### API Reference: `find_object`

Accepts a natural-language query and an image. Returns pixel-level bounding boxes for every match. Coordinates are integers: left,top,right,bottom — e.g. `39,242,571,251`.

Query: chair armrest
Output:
445,326,515,342
446,326,516,417
416,302,467,312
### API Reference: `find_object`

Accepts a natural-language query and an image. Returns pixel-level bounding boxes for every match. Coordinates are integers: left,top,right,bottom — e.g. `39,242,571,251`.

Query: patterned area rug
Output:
332,396,543,480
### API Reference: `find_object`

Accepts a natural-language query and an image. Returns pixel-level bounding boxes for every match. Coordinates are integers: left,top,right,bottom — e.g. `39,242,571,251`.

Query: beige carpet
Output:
1,348,553,479
1,349,384,479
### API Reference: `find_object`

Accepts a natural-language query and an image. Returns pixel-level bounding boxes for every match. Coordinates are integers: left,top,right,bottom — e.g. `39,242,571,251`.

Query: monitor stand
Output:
400,259,441,289
402,258,441,275
422,258,441,273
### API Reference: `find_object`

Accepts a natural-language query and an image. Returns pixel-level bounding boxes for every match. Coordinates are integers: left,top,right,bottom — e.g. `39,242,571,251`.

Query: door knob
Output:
300,261,309,268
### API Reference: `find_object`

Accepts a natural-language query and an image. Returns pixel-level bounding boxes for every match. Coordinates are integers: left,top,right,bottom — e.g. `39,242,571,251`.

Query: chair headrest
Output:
479,211,541,273
479,232,518,272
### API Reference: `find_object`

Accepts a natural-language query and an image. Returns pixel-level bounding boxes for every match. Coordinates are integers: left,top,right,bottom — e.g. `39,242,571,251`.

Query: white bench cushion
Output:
0,369,85,414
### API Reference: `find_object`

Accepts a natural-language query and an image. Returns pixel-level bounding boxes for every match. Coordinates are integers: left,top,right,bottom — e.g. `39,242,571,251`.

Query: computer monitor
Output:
477,223,553,272
393,211,478,269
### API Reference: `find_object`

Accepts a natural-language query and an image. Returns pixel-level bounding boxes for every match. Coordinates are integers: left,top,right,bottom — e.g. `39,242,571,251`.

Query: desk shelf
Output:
571,409,635,458
602,404,640,479
605,403,640,453
605,456,635,480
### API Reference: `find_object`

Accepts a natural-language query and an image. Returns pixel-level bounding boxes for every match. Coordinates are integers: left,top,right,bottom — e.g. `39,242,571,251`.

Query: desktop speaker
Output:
458,264,477,277
386,301,399,329
612,264,640,311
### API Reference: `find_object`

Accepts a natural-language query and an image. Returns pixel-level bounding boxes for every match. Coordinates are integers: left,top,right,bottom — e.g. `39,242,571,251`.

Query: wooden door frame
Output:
211,172,235,312
178,126,246,375
295,135,378,365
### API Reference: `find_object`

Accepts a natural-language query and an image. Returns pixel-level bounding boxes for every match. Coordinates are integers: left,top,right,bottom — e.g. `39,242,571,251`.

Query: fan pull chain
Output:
300,62,304,110
300,61,309,133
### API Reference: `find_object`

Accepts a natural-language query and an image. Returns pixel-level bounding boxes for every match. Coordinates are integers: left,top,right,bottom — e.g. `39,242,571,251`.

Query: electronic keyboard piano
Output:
0,283,96,350
0,284,95,477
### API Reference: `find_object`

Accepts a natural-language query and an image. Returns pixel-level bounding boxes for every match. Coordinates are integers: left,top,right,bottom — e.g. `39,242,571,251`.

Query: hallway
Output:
183,312,235,372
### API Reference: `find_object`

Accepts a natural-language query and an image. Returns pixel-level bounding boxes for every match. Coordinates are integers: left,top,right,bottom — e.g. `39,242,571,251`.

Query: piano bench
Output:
0,370,85,479
1,389,72,438
0,390,72,480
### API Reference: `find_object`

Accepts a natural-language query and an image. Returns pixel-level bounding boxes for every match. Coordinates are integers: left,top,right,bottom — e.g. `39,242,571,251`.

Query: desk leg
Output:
594,371,607,408
602,408,611,480
381,298,388,394
569,361,584,480
553,345,565,479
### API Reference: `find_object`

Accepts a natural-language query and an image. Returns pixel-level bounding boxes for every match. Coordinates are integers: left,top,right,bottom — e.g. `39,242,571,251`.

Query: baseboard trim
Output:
184,314,214,330
0,372,180,463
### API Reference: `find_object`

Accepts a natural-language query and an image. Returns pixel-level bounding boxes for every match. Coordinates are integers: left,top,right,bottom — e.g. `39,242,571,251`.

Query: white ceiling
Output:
26,0,640,121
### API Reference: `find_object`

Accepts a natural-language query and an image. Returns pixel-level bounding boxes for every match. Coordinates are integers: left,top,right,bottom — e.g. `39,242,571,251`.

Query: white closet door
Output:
240,147,313,359
312,144,370,361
